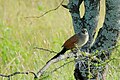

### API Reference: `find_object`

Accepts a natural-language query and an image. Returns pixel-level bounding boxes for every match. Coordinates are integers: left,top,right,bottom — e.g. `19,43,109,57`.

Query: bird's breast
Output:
77,34,89,47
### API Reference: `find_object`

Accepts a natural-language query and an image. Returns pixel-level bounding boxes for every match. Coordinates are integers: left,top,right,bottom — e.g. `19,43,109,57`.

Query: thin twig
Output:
34,47,57,53
25,0,64,18
0,71,37,79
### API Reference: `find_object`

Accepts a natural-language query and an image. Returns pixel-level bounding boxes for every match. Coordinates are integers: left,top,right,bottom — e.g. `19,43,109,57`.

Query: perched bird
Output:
48,28,89,62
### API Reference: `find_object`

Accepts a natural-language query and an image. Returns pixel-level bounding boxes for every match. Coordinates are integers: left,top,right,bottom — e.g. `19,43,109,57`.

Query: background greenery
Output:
0,0,119,80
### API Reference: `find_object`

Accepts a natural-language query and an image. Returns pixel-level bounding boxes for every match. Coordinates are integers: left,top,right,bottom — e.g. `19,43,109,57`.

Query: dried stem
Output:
25,0,64,18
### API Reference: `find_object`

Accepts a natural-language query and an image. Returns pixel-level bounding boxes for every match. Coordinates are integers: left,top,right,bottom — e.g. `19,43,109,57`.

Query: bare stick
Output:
0,71,37,79
34,47,57,53
25,0,64,18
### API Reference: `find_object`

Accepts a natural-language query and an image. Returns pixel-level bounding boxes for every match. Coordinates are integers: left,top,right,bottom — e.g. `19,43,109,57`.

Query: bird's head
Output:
81,28,88,35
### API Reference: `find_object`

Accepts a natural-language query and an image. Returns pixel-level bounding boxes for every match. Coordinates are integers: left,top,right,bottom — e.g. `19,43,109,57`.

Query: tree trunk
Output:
67,0,120,80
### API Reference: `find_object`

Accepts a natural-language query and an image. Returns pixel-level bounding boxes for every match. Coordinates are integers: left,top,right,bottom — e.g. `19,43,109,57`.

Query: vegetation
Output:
0,0,119,80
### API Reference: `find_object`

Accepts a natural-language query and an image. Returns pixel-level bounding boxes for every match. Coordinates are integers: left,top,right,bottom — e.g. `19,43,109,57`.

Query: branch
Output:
0,71,37,80
36,50,91,77
25,0,64,18
36,51,76,77
34,47,57,53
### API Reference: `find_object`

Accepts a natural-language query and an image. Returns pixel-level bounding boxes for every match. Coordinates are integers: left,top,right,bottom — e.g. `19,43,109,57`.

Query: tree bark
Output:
67,0,120,80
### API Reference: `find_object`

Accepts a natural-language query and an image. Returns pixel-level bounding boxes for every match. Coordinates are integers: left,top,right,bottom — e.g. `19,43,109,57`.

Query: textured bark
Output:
82,0,100,49
91,0,120,52
89,0,120,79
67,0,100,79
67,0,83,33
67,0,120,80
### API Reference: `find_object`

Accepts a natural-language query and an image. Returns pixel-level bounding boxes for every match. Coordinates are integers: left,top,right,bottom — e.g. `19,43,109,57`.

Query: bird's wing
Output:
62,34,79,49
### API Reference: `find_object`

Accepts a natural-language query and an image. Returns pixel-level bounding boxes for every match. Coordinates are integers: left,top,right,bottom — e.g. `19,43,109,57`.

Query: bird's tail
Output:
47,47,67,63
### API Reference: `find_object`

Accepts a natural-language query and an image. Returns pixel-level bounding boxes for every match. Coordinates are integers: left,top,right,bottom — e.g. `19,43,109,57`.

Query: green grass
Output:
0,0,119,80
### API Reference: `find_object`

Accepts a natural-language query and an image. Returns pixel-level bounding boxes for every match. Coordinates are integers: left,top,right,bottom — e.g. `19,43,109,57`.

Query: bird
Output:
48,28,89,62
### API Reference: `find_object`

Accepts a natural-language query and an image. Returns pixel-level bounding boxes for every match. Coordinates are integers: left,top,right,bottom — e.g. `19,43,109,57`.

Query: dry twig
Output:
25,0,64,18
0,71,37,80
34,47,57,53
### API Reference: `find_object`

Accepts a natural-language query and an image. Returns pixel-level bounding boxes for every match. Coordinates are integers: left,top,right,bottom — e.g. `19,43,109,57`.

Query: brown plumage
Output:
62,34,79,49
